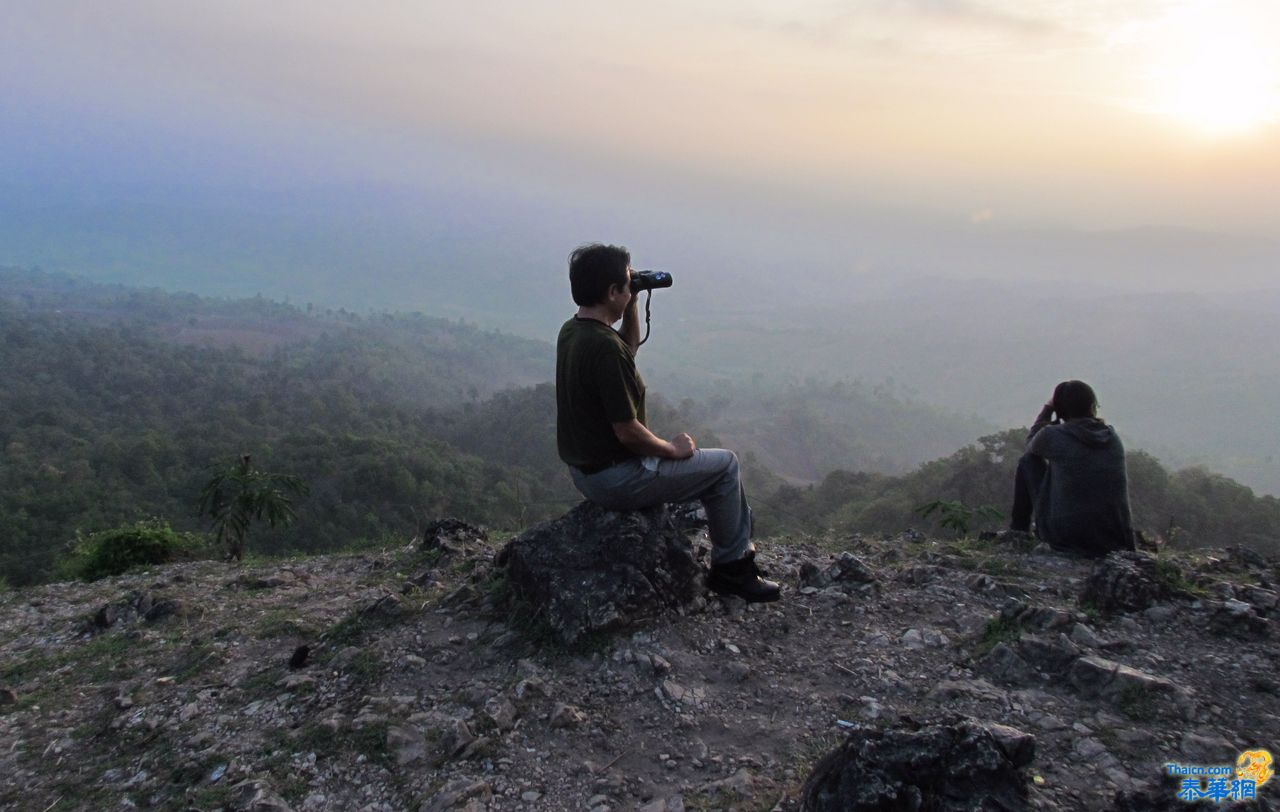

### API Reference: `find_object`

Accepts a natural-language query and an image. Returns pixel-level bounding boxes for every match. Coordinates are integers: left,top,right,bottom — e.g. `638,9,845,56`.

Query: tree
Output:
199,455,308,561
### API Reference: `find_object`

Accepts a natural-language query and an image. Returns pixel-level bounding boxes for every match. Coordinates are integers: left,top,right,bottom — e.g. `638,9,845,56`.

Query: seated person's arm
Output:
617,297,641,355
1027,401,1056,443
612,419,695,459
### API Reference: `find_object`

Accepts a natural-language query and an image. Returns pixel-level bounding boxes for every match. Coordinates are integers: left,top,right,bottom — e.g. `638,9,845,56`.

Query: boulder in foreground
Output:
801,716,1036,811
497,501,704,644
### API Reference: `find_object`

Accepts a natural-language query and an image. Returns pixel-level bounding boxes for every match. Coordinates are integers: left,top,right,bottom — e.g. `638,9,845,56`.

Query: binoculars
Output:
631,270,673,293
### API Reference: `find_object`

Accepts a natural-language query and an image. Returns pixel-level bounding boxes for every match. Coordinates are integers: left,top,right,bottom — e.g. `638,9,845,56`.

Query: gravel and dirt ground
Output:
1,527,1277,811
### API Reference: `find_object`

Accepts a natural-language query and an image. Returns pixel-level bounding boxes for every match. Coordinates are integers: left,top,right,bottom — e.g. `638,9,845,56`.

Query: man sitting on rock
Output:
1010,380,1136,557
556,243,780,603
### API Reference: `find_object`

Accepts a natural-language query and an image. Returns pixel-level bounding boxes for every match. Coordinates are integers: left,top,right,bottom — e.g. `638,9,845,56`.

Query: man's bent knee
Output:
699,448,739,473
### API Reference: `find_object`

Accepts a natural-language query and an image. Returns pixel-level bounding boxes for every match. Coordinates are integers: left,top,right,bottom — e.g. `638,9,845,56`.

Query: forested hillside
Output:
4,268,1279,587
764,429,1280,554
0,270,573,585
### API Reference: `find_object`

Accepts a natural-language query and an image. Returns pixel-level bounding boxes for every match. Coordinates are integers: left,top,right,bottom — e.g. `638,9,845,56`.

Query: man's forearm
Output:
614,420,677,458
617,300,641,354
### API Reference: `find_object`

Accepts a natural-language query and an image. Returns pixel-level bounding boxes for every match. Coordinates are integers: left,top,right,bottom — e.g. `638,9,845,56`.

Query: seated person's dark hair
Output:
1052,380,1098,420
569,243,630,307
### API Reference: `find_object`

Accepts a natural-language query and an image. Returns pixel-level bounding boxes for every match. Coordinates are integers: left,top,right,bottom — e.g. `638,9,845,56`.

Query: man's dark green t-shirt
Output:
556,316,646,469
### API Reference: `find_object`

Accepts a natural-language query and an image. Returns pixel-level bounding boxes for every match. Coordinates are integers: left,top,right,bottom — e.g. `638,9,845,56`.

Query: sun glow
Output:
1143,3,1280,136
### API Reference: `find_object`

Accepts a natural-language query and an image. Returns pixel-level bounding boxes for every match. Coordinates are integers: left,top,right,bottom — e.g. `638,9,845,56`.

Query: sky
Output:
3,1,1280,494
3,0,1280,239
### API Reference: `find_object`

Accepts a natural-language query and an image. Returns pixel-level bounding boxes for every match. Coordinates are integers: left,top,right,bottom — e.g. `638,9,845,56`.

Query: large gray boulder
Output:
801,716,1036,811
1079,551,1174,614
497,501,705,644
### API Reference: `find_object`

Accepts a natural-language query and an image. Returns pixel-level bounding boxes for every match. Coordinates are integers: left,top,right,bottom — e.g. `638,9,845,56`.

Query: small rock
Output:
94,604,120,629
280,674,315,691
0,688,17,705
387,725,427,766
144,598,184,622
228,778,292,812
799,561,831,589
420,778,493,812
1070,623,1103,648
725,662,751,683
549,703,586,729
363,594,403,620
986,722,1037,766
975,643,1038,685
833,552,876,582
858,696,885,720
901,629,925,650
1179,731,1237,761
1074,737,1109,759
660,680,686,703
700,767,756,798
484,696,519,732
520,791,542,802
419,517,488,550
514,677,548,703
1068,655,1189,716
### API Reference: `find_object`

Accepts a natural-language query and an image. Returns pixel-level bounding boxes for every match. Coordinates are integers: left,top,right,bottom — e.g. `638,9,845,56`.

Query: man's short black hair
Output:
1053,380,1099,420
569,243,630,307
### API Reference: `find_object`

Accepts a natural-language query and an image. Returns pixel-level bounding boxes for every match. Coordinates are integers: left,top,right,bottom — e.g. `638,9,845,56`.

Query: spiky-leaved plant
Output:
199,455,308,561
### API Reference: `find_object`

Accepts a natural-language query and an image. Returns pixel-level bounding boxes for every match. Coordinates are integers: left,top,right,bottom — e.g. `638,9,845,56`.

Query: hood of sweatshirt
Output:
1061,417,1116,448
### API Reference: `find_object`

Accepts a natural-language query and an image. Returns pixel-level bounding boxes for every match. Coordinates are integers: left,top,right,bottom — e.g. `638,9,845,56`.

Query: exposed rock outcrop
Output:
801,716,1036,811
1079,551,1176,614
497,501,704,644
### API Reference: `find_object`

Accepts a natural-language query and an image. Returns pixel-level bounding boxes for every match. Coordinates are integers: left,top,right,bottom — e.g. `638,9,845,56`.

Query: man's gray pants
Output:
569,449,753,566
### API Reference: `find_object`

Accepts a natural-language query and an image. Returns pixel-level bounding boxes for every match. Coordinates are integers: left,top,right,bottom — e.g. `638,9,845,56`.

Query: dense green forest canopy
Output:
2,268,1277,586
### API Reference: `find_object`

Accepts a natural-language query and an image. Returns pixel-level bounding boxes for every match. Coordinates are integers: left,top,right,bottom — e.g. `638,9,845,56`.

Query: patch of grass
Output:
683,783,780,812
972,614,1025,659
186,782,235,810
1113,685,1161,722
239,667,283,697
4,632,139,691
1153,556,1210,599
324,612,369,647
295,720,393,768
1079,600,1102,622
937,538,1028,578
410,546,446,570
971,556,1028,578
170,640,220,684
40,777,116,811
347,650,385,683
252,608,318,640
322,592,422,649
253,733,316,803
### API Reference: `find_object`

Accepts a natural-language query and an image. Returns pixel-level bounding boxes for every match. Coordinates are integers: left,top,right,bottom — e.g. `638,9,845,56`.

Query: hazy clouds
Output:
3,0,1279,236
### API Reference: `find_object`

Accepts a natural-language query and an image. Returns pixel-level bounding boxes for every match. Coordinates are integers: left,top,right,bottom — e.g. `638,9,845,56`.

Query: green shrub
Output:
60,519,207,581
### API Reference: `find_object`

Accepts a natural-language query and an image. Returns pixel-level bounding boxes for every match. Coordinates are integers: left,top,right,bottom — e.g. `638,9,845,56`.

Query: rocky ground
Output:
1,523,1277,811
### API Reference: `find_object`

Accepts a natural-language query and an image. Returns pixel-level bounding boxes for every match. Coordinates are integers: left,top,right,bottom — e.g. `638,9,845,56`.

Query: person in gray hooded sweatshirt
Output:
1010,380,1136,557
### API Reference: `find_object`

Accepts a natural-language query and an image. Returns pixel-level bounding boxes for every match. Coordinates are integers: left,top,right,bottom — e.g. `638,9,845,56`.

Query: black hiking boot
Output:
707,551,781,603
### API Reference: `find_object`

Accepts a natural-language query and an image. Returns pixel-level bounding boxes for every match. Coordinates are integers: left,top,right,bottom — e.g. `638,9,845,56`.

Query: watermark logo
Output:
1165,749,1273,803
